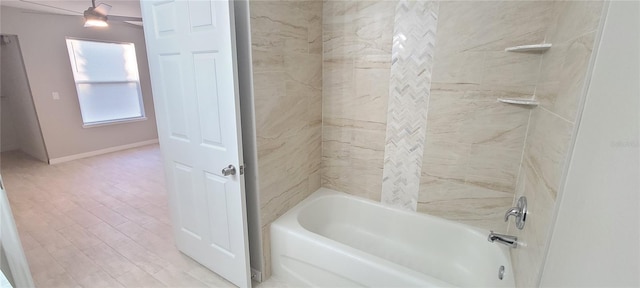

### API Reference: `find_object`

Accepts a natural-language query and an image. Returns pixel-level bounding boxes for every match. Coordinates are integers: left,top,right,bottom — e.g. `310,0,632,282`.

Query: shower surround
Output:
322,1,395,201
322,0,554,231
509,1,605,286
320,0,604,286
250,0,604,285
418,1,554,231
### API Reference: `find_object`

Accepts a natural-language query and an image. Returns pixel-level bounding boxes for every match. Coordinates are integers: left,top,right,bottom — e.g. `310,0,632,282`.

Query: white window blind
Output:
66,38,145,127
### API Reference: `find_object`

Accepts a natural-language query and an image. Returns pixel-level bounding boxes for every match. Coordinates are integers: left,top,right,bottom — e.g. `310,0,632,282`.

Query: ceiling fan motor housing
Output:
84,8,108,22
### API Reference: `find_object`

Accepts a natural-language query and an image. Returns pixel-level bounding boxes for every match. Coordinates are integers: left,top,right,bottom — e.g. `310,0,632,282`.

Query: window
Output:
66,38,145,127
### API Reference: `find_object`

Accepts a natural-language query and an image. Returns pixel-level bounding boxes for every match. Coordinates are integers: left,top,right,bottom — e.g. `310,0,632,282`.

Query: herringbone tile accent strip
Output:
382,0,439,211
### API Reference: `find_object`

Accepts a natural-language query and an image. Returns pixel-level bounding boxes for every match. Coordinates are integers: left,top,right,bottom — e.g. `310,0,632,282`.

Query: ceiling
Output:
1,0,142,18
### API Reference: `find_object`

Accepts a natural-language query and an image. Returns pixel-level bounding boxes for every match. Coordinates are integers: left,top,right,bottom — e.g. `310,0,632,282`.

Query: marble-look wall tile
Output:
510,159,556,287
465,145,522,193
253,72,307,139
418,1,553,232
322,0,395,201
381,0,439,211
420,94,529,229
323,60,389,124
552,32,596,121
481,52,541,88
535,0,603,122
423,87,474,143
301,1,323,54
430,51,485,84
250,2,308,54
546,0,605,44
250,0,322,279
432,1,553,95
537,32,598,122
419,126,523,233
509,1,604,287
323,1,395,62
421,139,470,184
417,175,514,233
322,118,387,201
459,100,530,151
524,109,574,198
435,1,552,53
322,1,357,37
257,124,321,225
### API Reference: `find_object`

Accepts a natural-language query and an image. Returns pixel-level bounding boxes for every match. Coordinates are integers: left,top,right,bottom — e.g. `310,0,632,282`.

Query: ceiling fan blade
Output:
93,3,112,16
108,15,143,22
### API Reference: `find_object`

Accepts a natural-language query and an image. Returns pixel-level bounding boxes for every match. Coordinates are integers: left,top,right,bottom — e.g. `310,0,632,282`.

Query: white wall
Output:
0,7,158,160
540,1,640,286
0,35,48,161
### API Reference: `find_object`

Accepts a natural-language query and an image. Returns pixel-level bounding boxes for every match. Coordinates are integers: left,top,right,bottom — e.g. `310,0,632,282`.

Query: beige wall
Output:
1,36,21,153
0,8,158,160
509,1,605,287
0,34,48,161
249,0,322,278
321,1,395,201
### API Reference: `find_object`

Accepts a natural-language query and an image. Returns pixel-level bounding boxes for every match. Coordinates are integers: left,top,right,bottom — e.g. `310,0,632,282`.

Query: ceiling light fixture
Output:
83,0,109,28
81,0,142,28
84,17,108,28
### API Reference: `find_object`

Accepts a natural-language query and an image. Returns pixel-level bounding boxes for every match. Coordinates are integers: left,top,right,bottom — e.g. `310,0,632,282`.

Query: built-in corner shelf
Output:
497,98,539,107
505,43,552,53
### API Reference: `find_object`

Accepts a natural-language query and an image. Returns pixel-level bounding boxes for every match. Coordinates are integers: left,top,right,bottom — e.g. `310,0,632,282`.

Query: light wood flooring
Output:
0,145,244,288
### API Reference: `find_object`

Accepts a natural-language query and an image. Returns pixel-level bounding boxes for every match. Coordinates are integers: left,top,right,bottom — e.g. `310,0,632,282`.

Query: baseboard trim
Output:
48,139,159,165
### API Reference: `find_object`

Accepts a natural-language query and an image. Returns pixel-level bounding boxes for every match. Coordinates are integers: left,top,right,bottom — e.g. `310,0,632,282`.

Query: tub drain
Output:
498,265,505,280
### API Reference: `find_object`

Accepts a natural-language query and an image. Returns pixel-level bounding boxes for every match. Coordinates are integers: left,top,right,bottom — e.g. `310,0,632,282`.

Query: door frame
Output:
232,0,263,282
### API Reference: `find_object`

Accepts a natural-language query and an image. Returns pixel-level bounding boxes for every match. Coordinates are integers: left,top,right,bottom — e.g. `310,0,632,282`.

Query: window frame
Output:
65,37,147,128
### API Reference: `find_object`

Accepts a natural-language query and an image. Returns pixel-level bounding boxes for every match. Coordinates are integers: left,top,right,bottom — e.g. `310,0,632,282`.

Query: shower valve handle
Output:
504,196,527,230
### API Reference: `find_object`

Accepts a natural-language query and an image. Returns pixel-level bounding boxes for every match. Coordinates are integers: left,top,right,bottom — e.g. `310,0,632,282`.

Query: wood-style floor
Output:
0,145,241,287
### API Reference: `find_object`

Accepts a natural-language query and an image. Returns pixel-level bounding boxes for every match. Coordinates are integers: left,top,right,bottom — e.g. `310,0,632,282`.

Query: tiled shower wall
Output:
509,1,604,286
321,1,395,200
418,1,554,232
253,0,603,284
321,0,561,233
249,0,323,278
381,0,439,211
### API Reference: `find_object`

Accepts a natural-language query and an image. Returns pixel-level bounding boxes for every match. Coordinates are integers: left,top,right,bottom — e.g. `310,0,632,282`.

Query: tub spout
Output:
488,231,518,248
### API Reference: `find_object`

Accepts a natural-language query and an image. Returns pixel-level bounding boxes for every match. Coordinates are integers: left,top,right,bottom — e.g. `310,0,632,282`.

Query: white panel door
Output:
0,176,35,288
140,1,251,287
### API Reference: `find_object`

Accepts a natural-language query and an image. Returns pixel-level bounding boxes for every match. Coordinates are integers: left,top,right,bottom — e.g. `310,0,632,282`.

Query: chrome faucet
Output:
504,196,528,230
504,207,522,221
488,231,518,248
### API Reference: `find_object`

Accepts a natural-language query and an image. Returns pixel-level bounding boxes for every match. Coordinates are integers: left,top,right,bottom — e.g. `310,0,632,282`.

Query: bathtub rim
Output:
270,187,515,287
280,187,498,239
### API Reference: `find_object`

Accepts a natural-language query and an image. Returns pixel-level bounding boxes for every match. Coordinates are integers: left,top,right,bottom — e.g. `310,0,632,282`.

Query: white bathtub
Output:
270,188,515,287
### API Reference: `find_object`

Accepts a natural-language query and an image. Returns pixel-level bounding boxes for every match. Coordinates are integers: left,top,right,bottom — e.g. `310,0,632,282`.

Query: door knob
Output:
221,165,236,176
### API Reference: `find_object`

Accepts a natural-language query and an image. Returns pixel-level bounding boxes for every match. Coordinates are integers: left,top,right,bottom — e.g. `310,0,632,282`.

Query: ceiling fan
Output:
83,0,142,27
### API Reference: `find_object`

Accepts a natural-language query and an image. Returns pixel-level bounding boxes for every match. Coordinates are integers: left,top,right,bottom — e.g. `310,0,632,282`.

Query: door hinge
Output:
239,163,245,175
